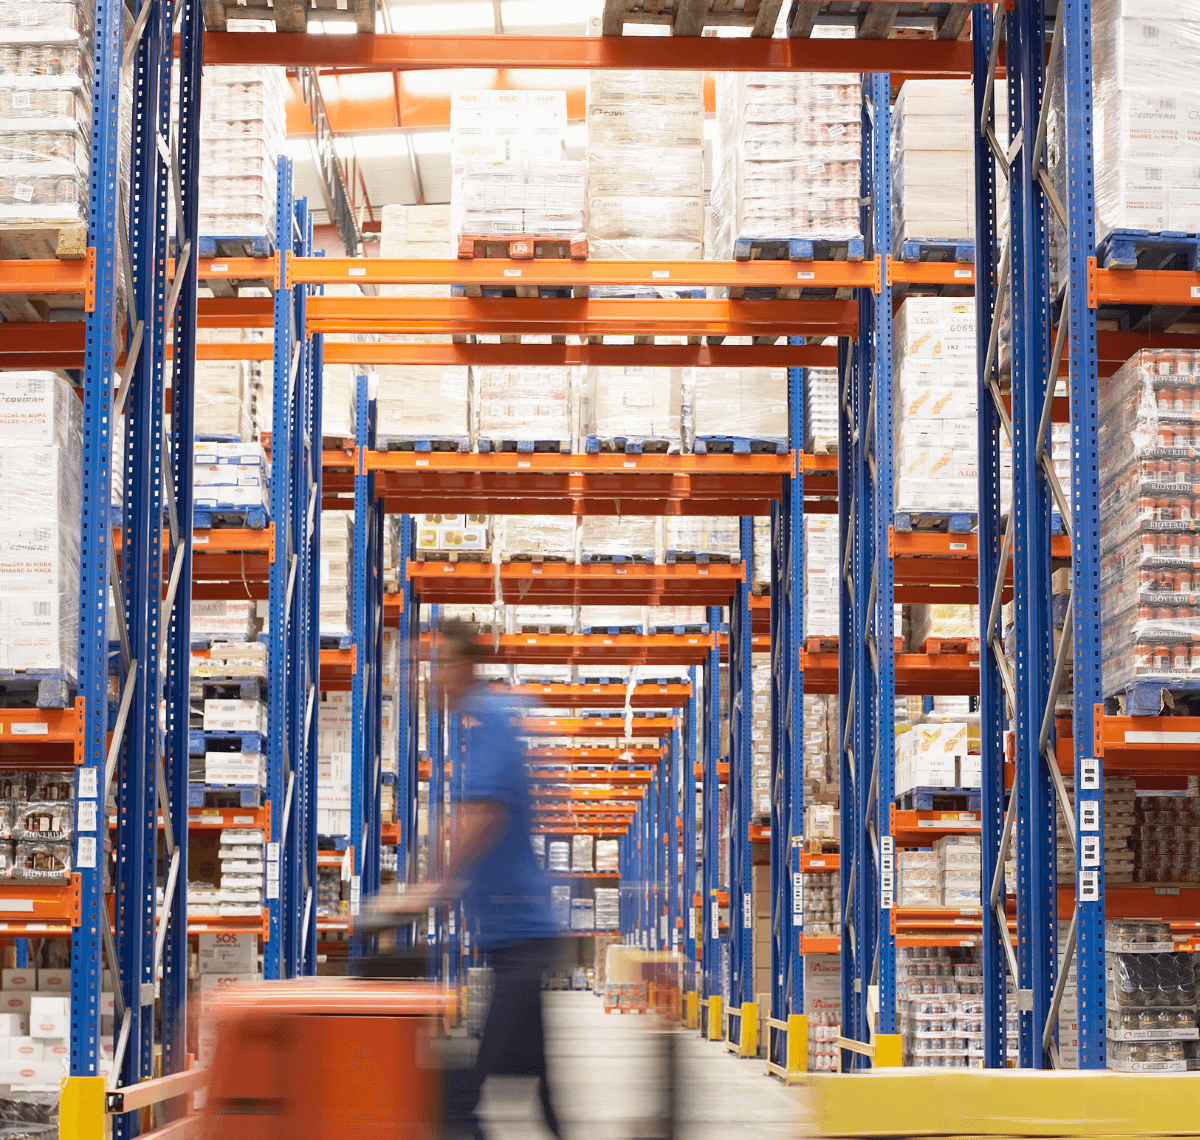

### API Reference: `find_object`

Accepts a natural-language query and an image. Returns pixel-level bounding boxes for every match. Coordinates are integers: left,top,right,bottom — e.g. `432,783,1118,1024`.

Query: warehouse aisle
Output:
473,991,802,1139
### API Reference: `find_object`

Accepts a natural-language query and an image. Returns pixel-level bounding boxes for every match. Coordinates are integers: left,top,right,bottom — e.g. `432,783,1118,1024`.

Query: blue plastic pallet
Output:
585,436,675,455
732,235,866,263
450,283,575,299
896,237,975,263
477,438,571,454
580,553,654,565
893,510,977,534
376,435,471,453
0,671,74,709
693,435,788,456
1121,679,1200,718
382,771,397,786
320,633,353,649
188,729,266,757
1096,229,1200,272
663,550,742,565
648,624,711,636
187,782,265,809
193,677,268,700
196,235,274,259
319,836,351,851
194,433,245,444
581,625,644,636
896,786,982,812
193,506,269,530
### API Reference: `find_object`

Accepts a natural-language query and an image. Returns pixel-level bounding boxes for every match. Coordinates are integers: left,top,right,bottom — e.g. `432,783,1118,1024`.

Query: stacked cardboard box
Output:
805,367,839,455
449,90,579,241
751,662,772,818
498,515,577,561
0,374,81,683
317,692,353,837
193,441,269,519
190,600,257,644
752,517,771,591
690,368,788,447
415,514,491,555
594,887,619,931
803,516,839,639
711,71,862,258
378,204,452,296
321,364,356,442
804,876,840,937
805,955,843,1072
320,511,353,640
586,70,703,259
581,516,657,562
664,517,741,561
194,359,255,442
582,367,683,452
908,604,979,650
935,835,981,907
893,298,980,515
596,838,619,872
375,366,471,448
1057,774,1136,886
475,365,573,448
896,723,979,798
0,966,106,1085
198,67,287,241
219,829,265,917
891,81,975,250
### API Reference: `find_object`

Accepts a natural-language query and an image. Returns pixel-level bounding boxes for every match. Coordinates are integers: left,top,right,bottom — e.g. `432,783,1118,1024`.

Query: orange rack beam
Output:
799,934,841,955
533,826,627,836
890,807,982,848
201,31,977,83
0,252,95,305
0,703,83,765
419,632,714,666
408,561,744,606
304,296,858,340
287,255,878,292
800,853,840,873
0,879,81,934
887,256,975,289
1088,259,1200,308
528,746,663,762
319,647,356,692
1094,713,1200,775
496,682,691,710
517,716,674,738
802,650,979,696
530,770,652,785
533,788,645,801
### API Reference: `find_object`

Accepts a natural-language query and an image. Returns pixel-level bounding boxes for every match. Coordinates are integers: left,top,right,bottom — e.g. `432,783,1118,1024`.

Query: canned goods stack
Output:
898,946,985,1067
1105,921,1199,1072
1099,349,1200,694
0,3,98,226
710,70,862,257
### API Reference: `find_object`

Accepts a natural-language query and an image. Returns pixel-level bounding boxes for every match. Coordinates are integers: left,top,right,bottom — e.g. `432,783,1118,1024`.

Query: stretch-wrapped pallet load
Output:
320,511,352,641
199,67,287,243
0,374,81,684
710,71,862,260
498,515,578,562
475,365,572,450
580,606,642,633
594,887,619,931
890,81,976,252
195,360,253,442
804,515,839,639
1091,0,1200,240
415,514,491,557
690,368,788,451
753,517,771,592
190,600,256,644
321,364,356,442
512,605,574,633
317,693,353,838
665,517,741,561
379,204,452,298
449,90,580,244
582,367,682,453
375,366,470,450
895,722,978,800
194,441,269,522
805,367,839,455
908,604,978,650
581,516,656,563
586,70,704,282
1097,349,1200,695
751,662,771,817
893,297,980,516
0,2,93,234
648,605,707,633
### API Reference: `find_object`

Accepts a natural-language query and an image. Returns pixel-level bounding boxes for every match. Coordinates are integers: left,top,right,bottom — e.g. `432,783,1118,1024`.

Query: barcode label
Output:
77,837,97,869
32,602,50,617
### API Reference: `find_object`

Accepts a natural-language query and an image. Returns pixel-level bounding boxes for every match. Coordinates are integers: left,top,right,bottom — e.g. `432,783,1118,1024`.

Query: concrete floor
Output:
473,991,803,1139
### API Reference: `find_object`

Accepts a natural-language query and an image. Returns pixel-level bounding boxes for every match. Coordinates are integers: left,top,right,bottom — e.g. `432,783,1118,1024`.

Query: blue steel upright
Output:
770,354,805,1070
1009,0,1058,1067
396,516,417,893
668,725,680,953
700,605,723,1024
683,669,699,989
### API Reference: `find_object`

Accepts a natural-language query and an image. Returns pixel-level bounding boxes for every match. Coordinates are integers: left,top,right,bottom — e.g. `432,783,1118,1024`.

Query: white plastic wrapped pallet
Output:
582,367,682,450
475,365,573,447
664,517,741,559
0,374,81,681
319,511,353,639
375,366,471,446
580,516,657,561
690,368,788,446
805,366,839,454
498,515,578,562
803,516,839,639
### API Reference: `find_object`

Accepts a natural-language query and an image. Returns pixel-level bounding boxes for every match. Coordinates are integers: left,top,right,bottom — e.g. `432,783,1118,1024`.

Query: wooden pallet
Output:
0,221,89,324
456,233,587,260
916,636,980,656
601,0,783,36
201,0,375,32
786,1,970,40
412,550,491,563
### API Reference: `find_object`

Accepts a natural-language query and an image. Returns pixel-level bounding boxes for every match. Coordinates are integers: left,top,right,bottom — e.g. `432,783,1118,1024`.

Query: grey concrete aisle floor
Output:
473,991,803,1139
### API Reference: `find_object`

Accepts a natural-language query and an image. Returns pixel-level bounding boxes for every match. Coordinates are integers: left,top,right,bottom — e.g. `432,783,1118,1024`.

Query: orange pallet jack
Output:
202,924,448,1139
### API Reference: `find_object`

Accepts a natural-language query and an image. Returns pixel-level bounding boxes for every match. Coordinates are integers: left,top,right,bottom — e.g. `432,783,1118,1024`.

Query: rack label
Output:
793,873,803,924
1080,758,1100,790
652,270,669,279
448,909,455,936
428,907,436,943
78,770,97,799
1080,799,1100,831
350,875,361,916
689,906,696,938
77,802,97,833
711,905,719,940
880,871,894,910
1079,869,1099,902
10,724,46,736
77,837,96,869
1081,835,1101,868
743,892,752,929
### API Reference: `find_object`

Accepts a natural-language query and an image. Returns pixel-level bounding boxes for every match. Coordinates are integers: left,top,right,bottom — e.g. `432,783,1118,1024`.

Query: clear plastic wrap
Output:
664,517,741,560
804,516,839,639
320,511,352,639
752,516,771,591
582,367,681,450
710,71,862,258
190,600,256,643
511,606,574,633
893,297,979,514
374,365,470,445
805,366,839,455
194,359,252,441
648,605,707,632
379,204,451,299
321,364,356,441
594,886,619,930
890,80,976,250
1091,1,1200,240
474,365,572,446
690,367,788,445
12,839,70,880
580,516,656,562
579,606,643,633
197,67,286,240
1097,349,1200,694
751,661,771,817
497,515,577,561
909,604,979,648
193,440,269,515
896,850,939,907
0,381,81,680
587,197,703,244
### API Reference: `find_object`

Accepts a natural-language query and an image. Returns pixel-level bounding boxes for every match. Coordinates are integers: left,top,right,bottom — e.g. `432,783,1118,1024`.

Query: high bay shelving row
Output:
4,3,1193,1124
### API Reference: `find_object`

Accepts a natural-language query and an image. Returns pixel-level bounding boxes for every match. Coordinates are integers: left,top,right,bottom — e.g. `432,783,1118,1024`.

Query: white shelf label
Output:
1080,799,1100,831
796,271,815,280
350,875,361,916
79,769,98,799
348,267,366,277
792,873,803,925
954,269,972,279
880,870,894,910
711,904,719,940
1080,758,1100,790
428,906,436,944
77,801,97,833
504,269,521,277
10,723,47,736
448,909,456,936
1191,286,1200,299
1081,835,1102,868
652,270,670,279
1079,869,1100,902
743,892,752,929
77,837,97,869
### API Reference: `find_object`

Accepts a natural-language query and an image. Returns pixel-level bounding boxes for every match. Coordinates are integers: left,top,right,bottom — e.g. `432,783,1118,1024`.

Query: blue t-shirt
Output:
459,686,556,949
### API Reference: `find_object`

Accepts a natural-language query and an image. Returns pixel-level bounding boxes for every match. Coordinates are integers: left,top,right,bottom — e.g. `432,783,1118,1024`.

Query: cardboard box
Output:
198,932,258,975
29,995,67,1019
197,972,263,992
10,1038,42,1061
29,1014,66,1041
203,700,266,734
0,1013,29,1036
35,970,69,993
1,970,35,992
0,1060,62,1083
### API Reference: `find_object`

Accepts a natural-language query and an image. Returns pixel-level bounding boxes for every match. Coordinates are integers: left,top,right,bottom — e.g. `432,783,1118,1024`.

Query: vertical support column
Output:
868,71,899,1043
427,604,443,974
729,519,754,1035
1062,0,1105,1068
771,353,805,1069
72,0,123,1078
447,713,460,990
162,0,202,1074
973,4,1008,1069
668,726,680,955
701,606,722,1003
395,516,414,892
683,670,698,989
349,373,372,953
1010,0,1057,1068
115,0,173,1110
265,158,296,980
